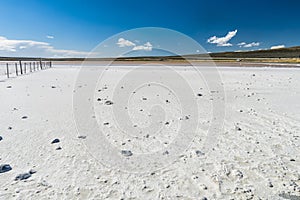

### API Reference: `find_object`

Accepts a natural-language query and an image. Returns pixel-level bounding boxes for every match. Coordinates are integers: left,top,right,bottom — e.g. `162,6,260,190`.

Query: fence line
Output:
1,60,52,79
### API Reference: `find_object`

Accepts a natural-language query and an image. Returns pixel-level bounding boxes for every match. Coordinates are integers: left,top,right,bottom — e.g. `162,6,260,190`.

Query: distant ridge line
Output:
1,46,300,61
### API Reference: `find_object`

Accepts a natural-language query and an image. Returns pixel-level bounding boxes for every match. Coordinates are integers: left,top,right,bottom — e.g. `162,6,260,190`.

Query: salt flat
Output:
0,65,299,199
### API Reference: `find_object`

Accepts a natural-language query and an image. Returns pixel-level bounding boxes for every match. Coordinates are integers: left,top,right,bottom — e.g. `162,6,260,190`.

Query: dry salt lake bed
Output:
0,64,300,199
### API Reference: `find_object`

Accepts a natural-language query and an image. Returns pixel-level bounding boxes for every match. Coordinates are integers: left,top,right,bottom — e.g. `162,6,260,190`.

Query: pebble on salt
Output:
15,173,31,181
104,100,114,105
29,169,37,174
0,136,2,141
196,150,205,156
51,138,60,144
0,164,12,173
235,126,242,131
121,150,133,157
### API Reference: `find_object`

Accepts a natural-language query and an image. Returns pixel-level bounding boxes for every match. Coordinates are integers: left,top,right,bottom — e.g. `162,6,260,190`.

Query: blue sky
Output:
0,0,300,57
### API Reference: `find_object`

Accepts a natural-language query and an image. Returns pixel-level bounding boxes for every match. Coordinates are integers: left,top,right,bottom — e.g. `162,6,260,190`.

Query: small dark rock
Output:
29,169,37,174
15,173,31,181
51,138,60,144
235,126,242,131
21,116,28,119
51,86,56,88
142,97,147,100
78,135,87,139
56,147,62,150
268,182,273,188
166,100,170,103
0,164,12,173
290,159,296,162
163,150,169,155
121,150,133,157
0,136,2,141
8,127,12,130
196,150,205,156
104,100,114,105
97,98,102,101
6,86,12,89
197,93,203,97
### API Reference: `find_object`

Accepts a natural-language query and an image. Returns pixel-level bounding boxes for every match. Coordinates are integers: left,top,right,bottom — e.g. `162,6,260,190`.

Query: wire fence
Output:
0,60,52,81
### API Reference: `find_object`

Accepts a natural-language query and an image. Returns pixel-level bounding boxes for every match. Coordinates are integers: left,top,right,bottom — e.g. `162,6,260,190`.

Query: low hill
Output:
1,46,300,62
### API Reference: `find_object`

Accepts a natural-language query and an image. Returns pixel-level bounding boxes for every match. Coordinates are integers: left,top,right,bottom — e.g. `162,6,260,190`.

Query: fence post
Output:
19,60,23,74
6,63,9,78
30,62,32,72
15,63,18,76
50,61,52,68
24,63,27,74
40,58,43,70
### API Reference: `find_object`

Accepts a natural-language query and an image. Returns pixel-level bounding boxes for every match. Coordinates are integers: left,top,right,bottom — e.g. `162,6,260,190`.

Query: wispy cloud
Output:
132,42,152,51
0,36,94,57
270,45,285,50
116,38,153,51
207,30,237,47
0,36,48,52
46,35,54,39
117,38,135,47
238,42,260,48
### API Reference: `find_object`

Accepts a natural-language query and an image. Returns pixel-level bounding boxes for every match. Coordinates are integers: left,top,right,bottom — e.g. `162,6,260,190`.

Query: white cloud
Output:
0,36,48,52
46,35,54,39
237,42,246,46
132,42,153,51
116,38,153,51
0,36,95,57
270,45,285,50
117,38,135,47
238,42,260,48
207,30,238,47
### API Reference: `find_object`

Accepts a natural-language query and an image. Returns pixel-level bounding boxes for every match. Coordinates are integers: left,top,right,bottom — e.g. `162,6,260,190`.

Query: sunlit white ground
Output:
0,65,299,199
